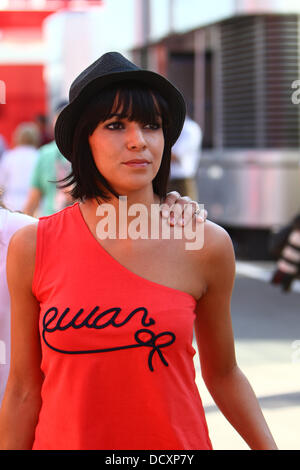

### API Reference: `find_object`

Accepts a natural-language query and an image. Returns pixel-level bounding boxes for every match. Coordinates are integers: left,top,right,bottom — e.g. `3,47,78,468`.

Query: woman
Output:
0,194,36,405
0,52,277,450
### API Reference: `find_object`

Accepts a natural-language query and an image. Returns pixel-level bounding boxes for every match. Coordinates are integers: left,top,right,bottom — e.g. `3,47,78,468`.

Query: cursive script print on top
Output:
42,305,176,372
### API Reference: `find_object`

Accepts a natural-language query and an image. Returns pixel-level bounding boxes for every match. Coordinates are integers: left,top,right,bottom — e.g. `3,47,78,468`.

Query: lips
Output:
123,159,150,164
123,159,150,167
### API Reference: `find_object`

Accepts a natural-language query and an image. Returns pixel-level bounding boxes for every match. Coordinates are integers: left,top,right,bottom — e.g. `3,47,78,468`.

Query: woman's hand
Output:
161,191,207,226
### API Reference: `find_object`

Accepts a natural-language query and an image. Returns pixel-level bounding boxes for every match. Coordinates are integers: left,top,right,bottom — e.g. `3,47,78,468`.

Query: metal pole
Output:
194,29,206,132
211,24,223,150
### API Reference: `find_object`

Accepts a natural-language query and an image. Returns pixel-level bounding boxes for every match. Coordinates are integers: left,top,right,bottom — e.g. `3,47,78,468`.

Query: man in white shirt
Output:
0,123,39,211
168,115,202,201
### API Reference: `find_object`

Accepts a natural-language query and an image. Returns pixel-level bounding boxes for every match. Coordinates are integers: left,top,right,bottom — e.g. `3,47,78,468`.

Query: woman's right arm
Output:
0,223,43,450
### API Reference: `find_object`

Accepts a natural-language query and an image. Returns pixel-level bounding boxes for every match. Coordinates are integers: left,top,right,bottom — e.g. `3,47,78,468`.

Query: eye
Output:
144,123,161,130
106,121,124,130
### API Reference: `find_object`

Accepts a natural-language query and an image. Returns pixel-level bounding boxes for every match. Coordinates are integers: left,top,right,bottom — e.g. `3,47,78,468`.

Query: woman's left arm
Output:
195,223,278,450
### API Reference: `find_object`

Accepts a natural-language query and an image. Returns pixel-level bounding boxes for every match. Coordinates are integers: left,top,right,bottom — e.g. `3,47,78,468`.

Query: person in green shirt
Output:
23,102,72,217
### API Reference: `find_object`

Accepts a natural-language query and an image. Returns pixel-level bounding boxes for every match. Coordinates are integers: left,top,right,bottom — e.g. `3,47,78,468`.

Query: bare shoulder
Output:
175,218,235,299
199,219,236,287
8,222,38,256
7,222,38,285
183,217,234,258
202,219,235,256
181,218,235,285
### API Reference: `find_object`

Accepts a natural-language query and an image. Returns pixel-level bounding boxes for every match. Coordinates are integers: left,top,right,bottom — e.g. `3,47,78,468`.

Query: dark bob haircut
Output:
59,80,172,203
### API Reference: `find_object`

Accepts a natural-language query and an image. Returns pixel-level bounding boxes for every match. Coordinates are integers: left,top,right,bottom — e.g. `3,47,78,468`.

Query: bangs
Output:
85,80,170,135
109,84,164,124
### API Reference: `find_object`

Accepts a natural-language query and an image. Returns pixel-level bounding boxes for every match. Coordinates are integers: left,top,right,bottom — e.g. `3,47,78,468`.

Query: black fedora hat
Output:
54,51,186,161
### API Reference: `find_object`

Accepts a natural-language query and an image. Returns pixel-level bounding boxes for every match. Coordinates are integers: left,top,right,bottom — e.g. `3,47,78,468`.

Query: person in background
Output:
0,134,7,161
0,123,39,212
167,114,202,202
0,192,36,406
34,114,53,147
271,214,300,292
23,102,73,217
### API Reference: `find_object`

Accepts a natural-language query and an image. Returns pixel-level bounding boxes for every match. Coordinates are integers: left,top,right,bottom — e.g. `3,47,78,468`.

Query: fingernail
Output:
196,215,204,223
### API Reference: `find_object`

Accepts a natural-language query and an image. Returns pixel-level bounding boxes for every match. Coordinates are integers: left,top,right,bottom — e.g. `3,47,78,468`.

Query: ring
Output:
194,208,201,216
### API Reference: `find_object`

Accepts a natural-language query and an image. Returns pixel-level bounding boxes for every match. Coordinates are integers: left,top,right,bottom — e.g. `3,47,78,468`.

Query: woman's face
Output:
88,98,165,196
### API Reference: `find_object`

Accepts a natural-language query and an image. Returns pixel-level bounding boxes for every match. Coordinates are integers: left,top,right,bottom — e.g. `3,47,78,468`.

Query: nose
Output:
126,122,147,151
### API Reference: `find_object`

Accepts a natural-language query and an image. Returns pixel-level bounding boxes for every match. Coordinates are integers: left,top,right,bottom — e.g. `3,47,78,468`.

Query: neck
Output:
90,185,161,209
82,187,162,241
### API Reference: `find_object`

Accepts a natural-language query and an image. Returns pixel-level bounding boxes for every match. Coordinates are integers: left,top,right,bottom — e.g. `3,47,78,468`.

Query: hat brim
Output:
55,70,186,161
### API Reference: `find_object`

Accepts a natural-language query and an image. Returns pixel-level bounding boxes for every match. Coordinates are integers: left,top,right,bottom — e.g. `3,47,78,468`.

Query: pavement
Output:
193,260,300,450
